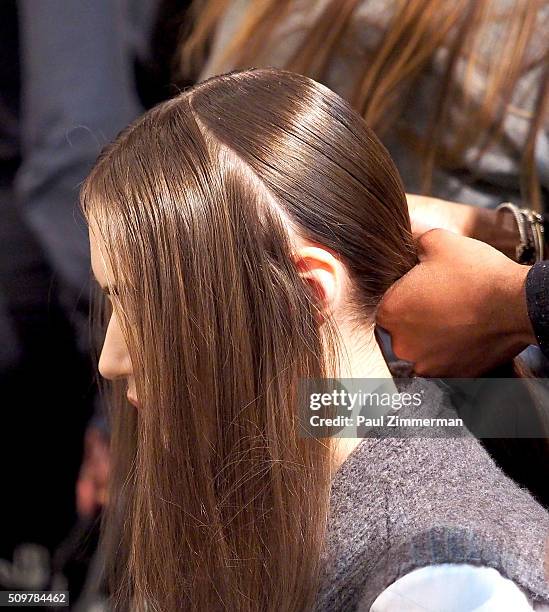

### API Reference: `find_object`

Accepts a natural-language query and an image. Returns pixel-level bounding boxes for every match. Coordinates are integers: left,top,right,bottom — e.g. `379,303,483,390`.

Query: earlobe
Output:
292,245,342,322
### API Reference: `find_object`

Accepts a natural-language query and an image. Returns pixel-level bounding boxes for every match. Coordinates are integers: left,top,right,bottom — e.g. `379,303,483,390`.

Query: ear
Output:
292,245,344,323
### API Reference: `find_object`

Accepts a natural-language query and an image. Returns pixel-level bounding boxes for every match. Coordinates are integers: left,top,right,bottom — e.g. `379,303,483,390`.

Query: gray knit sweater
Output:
313,377,549,611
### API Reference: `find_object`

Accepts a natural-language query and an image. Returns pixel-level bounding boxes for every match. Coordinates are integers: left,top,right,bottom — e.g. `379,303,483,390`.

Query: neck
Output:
331,326,396,471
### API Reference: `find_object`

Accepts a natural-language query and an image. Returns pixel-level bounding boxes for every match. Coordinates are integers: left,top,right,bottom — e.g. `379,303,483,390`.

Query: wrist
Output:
498,261,536,345
470,208,520,259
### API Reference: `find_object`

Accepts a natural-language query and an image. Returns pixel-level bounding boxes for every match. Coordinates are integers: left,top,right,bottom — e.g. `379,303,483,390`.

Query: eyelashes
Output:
102,284,119,298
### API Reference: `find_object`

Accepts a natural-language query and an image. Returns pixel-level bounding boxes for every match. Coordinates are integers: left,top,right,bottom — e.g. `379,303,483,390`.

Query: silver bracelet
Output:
496,202,532,264
521,208,545,262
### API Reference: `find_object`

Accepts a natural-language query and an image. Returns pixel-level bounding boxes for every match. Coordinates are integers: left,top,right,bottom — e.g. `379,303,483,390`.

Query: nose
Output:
98,311,133,381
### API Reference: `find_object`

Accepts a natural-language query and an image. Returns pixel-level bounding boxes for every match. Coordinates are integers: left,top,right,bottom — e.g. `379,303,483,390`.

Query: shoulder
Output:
317,379,549,610
367,564,534,612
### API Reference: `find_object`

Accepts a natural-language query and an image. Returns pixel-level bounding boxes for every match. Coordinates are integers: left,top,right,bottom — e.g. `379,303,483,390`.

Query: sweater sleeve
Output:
368,564,534,612
525,262,549,358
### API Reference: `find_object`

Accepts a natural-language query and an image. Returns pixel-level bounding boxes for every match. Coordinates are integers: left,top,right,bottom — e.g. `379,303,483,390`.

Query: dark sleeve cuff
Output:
525,261,549,358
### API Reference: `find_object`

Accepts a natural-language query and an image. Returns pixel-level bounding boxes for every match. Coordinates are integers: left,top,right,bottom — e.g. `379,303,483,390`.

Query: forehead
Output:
89,218,112,287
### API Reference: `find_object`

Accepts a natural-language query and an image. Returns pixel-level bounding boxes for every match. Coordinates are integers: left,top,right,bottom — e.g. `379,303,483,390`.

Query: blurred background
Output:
0,0,546,609
0,1,188,608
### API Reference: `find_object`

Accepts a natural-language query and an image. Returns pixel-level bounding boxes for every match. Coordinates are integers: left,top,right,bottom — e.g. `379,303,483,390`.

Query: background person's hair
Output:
80,68,417,611
178,0,549,211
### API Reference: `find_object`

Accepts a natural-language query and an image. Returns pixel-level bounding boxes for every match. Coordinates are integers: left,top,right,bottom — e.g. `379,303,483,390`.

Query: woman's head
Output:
81,68,416,611
179,0,549,210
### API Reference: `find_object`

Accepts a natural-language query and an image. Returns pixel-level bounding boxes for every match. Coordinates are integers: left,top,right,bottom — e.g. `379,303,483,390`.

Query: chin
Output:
126,391,140,408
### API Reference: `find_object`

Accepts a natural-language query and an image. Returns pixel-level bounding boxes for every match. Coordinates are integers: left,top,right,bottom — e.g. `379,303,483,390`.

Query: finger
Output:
97,485,108,508
76,476,96,518
376,286,399,327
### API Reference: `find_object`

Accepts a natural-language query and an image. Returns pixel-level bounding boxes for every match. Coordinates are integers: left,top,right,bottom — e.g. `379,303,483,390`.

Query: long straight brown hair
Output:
178,0,549,211
80,68,416,610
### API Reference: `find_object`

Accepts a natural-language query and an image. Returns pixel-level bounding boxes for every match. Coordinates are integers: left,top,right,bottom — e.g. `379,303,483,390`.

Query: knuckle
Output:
413,361,429,377
417,228,439,249
391,338,408,360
